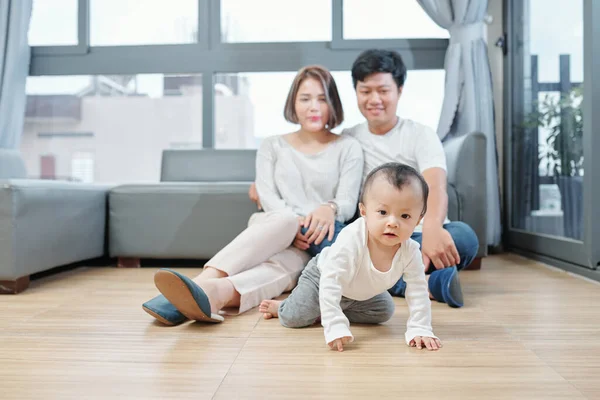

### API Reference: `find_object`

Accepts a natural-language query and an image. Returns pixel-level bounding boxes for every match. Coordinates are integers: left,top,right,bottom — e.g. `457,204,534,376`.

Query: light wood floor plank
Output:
0,254,598,399
213,364,585,400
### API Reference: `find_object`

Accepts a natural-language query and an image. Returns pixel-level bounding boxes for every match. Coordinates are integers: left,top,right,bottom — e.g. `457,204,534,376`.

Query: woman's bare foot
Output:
259,300,281,319
196,278,239,313
194,266,228,283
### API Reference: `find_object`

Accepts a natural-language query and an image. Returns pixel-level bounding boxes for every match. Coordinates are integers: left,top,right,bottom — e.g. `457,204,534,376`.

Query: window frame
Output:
29,0,449,149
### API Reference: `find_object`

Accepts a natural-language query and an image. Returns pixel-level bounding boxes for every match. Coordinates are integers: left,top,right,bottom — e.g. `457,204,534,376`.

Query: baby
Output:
260,162,441,351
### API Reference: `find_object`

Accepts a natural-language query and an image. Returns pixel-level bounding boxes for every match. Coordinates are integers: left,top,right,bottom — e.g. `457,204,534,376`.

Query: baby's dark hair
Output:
360,163,429,217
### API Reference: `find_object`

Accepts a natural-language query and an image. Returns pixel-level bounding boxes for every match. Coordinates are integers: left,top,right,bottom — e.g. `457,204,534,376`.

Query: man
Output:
250,49,479,308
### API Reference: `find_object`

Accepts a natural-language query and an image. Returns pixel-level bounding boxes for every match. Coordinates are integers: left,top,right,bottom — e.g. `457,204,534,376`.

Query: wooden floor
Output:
1,253,599,399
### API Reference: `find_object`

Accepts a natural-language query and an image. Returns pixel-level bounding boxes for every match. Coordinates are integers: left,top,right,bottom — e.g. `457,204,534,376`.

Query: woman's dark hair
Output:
351,49,407,89
283,65,344,129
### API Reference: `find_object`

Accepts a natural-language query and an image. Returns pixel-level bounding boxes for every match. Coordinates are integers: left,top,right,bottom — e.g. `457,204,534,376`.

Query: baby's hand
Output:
328,336,352,352
409,336,442,351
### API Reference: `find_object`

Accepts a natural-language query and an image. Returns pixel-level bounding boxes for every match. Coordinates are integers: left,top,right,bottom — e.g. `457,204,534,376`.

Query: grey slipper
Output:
154,269,224,323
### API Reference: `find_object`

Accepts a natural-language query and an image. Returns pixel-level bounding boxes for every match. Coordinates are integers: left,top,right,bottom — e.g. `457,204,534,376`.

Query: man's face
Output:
355,72,402,128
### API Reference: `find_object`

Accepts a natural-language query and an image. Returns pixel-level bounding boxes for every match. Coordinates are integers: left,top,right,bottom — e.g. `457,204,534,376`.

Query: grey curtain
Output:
0,0,32,149
417,0,501,246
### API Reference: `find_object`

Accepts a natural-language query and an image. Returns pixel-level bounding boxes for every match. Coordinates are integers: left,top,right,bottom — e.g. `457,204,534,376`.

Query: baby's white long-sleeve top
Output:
317,217,437,345
254,134,364,223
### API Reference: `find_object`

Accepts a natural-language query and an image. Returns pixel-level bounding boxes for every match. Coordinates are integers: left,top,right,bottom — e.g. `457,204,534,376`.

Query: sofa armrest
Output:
443,132,488,257
0,179,110,279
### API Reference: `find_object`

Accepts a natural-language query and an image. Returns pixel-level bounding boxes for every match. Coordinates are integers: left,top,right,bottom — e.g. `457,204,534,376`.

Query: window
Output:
220,0,331,42
214,70,444,149
29,0,78,46
90,0,198,46
343,0,448,39
71,152,95,183
22,74,203,184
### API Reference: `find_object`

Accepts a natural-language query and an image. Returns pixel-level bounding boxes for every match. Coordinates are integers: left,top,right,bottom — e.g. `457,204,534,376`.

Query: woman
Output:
142,65,364,325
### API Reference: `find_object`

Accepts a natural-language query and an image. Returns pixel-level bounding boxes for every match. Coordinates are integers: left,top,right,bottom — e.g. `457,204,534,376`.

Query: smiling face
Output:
283,65,344,131
355,72,402,133
359,173,425,248
294,77,331,133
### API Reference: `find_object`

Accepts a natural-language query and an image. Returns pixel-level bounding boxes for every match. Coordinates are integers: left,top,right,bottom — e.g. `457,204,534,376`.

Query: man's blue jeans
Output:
301,220,346,257
410,221,480,273
388,221,479,298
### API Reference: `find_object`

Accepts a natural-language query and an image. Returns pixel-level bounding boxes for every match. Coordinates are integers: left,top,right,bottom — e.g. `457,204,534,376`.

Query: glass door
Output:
505,0,599,270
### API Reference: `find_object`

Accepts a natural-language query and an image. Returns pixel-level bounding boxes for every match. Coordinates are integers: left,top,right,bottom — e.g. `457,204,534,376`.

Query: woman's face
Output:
294,77,330,132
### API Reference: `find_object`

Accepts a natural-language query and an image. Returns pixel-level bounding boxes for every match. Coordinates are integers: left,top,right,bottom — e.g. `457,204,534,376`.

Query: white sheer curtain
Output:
417,0,501,246
0,0,32,149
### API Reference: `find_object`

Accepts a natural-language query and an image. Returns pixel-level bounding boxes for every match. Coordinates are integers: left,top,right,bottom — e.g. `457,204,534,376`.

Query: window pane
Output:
343,0,448,39
71,152,95,183
29,0,78,46
214,70,444,149
90,0,198,46
511,0,584,240
221,0,331,42
22,74,203,184
332,70,444,134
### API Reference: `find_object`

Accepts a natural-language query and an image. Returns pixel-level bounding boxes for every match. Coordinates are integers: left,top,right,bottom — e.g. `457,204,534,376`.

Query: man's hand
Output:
421,225,460,270
409,336,442,351
248,182,262,210
328,336,352,352
293,216,310,250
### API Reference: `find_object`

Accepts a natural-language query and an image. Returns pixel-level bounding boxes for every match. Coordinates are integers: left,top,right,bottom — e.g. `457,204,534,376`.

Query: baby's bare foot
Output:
259,300,281,319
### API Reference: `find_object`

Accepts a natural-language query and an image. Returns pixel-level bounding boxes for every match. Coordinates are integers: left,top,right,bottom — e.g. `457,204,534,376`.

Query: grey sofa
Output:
0,149,110,293
108,150,259,264
444,132,488,262
109,131,487,265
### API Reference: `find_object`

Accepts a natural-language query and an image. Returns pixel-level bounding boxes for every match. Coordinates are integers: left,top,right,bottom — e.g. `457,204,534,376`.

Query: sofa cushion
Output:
108,182,257,258
161,149,257,182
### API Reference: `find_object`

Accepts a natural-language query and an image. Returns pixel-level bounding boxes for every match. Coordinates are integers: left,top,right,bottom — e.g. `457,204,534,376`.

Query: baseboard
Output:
510,248,600,283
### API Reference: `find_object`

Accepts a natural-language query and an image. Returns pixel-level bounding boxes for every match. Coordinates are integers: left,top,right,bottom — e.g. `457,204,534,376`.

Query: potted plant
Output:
535,86,584,239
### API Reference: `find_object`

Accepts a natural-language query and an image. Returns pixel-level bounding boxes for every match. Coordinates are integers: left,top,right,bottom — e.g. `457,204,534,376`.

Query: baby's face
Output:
359,176,424,248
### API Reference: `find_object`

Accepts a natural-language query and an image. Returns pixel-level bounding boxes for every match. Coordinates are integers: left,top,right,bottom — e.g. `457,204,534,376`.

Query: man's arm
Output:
420,167,460,270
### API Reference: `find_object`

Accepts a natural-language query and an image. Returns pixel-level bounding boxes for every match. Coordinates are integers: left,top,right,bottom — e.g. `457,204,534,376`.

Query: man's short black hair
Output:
360,162,429,217
351,49,407,89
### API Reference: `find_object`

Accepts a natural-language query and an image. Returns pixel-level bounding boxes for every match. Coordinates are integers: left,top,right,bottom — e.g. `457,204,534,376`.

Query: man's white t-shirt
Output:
343,117,450,228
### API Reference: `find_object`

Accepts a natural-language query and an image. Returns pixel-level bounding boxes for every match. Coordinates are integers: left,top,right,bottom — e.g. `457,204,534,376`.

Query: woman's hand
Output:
292,216,310,250
303,205,336,245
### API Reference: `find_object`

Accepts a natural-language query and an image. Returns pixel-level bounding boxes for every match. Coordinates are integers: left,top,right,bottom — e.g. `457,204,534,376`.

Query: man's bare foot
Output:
259,300,281,319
